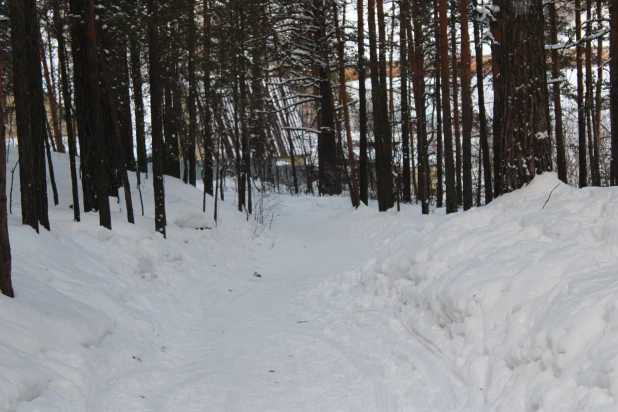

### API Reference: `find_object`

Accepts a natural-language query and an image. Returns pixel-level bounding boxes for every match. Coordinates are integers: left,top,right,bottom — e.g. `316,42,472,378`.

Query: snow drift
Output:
0,148,254,411
332,173,618,411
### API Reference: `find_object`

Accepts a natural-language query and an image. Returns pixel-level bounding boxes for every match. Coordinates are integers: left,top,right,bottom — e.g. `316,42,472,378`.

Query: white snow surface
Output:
328,174,618,411
2,148,618,411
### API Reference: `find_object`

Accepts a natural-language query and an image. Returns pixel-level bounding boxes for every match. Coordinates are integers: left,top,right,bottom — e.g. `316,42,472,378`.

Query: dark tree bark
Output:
400,0,411,204
148,0,167,237
460,0,473,210
410,0,429,214
585,0,600,186
70,0,96,212
44,122,59,206
451,18,462,207
315,0,341,196
187,0,197,187
54,4,80,222
609,0,618,186
368,0,380,199
595,0,603,181
239,9,251,215
84,0,111,229
10,0,50,232
548,1,567,184
432,2,443,209
0,38,13,298
473,5,492,203
106,36,135,173
334,3,359,208
435,57,444,209
438,0,457,213
358,0,369,206
576,0,587,188
490,0,502,197
98,34,135,225
375,0,394,211
203,0,214,199
498,0,551,191
129,34,148,174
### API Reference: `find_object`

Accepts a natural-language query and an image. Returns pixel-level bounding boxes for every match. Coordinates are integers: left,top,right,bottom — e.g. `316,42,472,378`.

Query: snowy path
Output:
84,197,468,411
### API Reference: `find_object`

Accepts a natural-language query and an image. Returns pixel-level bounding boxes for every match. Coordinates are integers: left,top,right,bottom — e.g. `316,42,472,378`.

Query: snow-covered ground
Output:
330,174,618,411
2,148,618,411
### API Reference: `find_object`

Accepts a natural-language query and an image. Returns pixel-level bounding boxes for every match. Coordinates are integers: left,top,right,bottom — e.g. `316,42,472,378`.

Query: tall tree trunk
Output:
498,0,551,191
315,0,341,196
239,9,251,215
0,38,13,298
148,0,167,237
108,41,135,173
369,0,380,202
358,0,369,205
451,18,462,207
69,0,96,212
490,0,502,197
609,0,618,186
400,0,411,204
439,0,457,213
595,0,603,183
586,0,600,186
334,3,359,207
202,0,214,199
44,122,59,206
433,5,443,209
10,0,50,232
129,35,148,174
84,0,111,229
39,31,65,153
376,0,394,210
187,0,197,187
576,0,588,187
460,0,473,210
410,0,429,214
98,36,135,225
549,1,567,184
435,59,444,209
54,5,80,221
473,5,492,203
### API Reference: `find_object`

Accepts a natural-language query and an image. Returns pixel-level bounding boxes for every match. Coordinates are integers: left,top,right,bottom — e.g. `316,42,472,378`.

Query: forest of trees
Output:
0,0,617,297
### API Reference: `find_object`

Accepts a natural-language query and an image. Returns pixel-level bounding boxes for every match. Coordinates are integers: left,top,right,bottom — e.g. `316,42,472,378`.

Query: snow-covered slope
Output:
0,147,255,411
332,173,618,411
4,145,618,411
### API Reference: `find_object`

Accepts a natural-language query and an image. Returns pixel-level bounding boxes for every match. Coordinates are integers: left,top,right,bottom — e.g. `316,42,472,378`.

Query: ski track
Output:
82,197,466,411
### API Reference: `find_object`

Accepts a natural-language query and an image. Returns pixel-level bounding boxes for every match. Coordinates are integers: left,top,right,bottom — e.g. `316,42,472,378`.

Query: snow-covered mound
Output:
0,148,253,411
333,173,618,411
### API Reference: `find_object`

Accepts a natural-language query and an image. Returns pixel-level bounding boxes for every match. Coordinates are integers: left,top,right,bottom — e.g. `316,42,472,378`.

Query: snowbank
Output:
333,173,618,411
0,148,253,411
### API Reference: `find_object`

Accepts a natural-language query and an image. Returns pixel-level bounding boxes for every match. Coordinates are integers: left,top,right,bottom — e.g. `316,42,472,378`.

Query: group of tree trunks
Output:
2,0,618,297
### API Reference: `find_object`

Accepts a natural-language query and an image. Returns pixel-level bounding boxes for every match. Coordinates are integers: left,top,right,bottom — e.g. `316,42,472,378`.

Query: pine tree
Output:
460,0,473,210
358,0,369,206
498,0,551,191
0,36,13,298
10,0,50,232
149,0,167,237
548,0,567,184
609,0,618,186
438,0,457,213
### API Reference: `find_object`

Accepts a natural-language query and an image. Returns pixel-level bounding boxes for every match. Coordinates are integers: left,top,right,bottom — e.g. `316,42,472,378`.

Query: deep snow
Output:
2,148,618,411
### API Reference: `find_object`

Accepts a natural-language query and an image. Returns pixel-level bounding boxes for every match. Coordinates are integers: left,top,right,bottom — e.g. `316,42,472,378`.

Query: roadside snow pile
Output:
334,173,618,411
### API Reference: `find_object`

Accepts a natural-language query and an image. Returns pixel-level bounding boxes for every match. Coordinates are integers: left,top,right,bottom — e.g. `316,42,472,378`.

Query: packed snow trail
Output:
0,149,470,412
5,150,618,411
85,196,468,411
